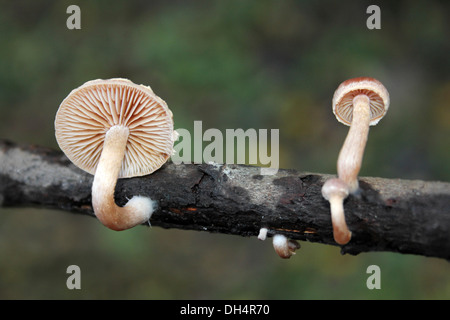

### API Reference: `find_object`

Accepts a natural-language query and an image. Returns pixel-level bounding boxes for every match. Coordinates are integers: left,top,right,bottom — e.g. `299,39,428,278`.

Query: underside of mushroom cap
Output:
55,78,176,178
332,77,390,126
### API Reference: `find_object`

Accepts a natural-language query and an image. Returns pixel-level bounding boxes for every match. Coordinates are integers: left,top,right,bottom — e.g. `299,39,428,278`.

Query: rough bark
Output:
1,139,449,260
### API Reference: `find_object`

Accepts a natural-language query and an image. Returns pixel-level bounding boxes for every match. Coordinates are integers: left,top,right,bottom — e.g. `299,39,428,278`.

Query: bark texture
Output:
1,139,449,260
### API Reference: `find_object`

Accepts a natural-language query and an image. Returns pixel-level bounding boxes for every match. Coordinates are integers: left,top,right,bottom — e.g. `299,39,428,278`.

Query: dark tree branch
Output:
1,139,449,260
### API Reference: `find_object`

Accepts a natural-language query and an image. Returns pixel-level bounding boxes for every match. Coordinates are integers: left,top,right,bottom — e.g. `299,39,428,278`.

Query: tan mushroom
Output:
322,77,389,244
332,77,390,193
272,234,301,259
55,78,176,231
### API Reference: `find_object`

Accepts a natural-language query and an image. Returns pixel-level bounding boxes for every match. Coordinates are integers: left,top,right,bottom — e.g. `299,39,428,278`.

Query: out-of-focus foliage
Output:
0,0,449,299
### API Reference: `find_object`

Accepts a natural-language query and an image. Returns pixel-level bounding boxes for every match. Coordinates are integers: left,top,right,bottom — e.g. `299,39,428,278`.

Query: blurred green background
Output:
0,0,449,299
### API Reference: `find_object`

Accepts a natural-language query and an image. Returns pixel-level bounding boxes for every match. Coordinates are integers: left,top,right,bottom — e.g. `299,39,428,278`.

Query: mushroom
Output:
321,178,350,245
55,78,176,231
322,77,389,244
258,227,268,241
332,77,390,193
272,234,301,259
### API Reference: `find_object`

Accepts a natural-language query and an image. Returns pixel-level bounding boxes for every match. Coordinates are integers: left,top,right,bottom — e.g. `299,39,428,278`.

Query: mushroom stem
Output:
321,178,351,245
337,94,371,193
328,193,352,245
92,125,154,231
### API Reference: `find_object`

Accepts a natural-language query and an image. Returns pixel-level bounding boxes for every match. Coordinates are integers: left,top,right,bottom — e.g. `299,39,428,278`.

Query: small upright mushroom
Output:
322,77,389,244
55,78,176,231
332,77,390,193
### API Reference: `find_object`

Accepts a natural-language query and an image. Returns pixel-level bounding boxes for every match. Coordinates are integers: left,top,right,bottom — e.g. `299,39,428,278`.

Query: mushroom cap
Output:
321,178,349,201
332,77,390,126
55,78,176,178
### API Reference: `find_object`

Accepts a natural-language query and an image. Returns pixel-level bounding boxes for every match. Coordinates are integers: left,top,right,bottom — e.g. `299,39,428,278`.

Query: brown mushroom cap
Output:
332,77,390,126
55,78,175,178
